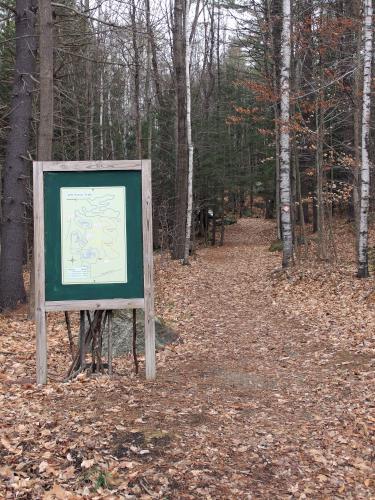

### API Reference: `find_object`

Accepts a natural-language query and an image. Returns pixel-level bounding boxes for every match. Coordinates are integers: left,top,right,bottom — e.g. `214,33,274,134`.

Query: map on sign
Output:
60,186,127,285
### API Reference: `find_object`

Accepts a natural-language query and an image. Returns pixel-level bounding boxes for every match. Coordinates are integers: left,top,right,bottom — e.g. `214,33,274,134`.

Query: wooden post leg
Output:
36,308,47,384
79,310,85,369
142,160,156,380
107,310,113,376
132,309,139,374
34,162,47,384
144,304,156,380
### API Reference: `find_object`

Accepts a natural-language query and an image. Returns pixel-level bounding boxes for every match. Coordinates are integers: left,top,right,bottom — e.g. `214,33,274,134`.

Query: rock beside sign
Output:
102,310,179,357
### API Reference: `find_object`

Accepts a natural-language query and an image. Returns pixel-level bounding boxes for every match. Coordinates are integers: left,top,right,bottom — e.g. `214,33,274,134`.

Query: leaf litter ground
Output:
0,218,374,499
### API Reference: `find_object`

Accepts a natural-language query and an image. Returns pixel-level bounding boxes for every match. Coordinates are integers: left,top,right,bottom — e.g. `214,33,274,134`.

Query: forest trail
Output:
1,219,374,499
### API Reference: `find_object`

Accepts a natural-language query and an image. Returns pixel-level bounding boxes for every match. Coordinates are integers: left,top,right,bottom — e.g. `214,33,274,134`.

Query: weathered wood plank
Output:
34,162,47,384
41,160,143,171
142,160,156,380
45,298,145,312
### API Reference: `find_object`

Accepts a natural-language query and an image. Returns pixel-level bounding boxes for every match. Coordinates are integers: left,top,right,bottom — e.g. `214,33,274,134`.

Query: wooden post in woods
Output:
34,165,47,384
142,161,156,379
34,160,155,384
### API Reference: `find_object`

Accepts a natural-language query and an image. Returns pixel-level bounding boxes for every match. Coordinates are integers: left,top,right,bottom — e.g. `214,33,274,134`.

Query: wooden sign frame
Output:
33,160,155,384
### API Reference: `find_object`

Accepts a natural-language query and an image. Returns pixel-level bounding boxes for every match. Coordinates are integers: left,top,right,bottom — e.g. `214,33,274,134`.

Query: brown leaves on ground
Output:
0,218,374,499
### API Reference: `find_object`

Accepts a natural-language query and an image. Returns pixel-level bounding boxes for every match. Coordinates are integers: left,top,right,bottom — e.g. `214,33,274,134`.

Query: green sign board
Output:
33,161,155,384
44,170,144,301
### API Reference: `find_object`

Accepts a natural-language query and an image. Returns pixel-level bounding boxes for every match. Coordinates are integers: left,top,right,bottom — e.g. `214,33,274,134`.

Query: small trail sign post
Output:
33,160,155,384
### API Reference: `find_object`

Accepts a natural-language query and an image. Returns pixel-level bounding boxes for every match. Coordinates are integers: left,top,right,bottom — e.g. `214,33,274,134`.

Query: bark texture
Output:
29,0,53,319
358,0,373,278
131,0,142,158
0,0,37,310
279,0,293,267
172,0,188,260
37,0,53,161
183,0,194,264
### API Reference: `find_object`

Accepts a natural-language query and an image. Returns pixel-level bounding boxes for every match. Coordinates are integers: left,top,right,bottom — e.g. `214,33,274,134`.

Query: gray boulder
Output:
102,309,179,357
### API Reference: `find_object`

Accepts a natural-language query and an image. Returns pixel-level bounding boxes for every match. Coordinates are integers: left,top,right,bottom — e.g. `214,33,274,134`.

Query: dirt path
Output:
1,219,374,499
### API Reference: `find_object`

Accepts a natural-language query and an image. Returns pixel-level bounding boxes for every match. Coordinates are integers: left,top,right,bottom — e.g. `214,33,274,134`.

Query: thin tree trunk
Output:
99,70,104,160
316,91,328,260
38,0,53,161
107,70,115,159
131,0,142,159
123,89,128,158
275,113,281,239
89,79,94,160
312,193,318,233
267,0,282,240
28,0,54,318
220,188,225,246
353,1,362,252
279,0,293,267
212,206,217,246
172,0,188,260
97,5,104,161
358,0,373,278
145,4,152,159
0,0,37,310
84,0,93,160
183,0,194,264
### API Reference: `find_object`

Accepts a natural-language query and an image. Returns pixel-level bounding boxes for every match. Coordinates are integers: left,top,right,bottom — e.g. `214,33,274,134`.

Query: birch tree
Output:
279,0,293,267
183,0,201,264
358,0,373,278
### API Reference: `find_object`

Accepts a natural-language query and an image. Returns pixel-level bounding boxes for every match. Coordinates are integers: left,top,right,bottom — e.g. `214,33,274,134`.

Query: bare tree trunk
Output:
0,0,37,310
267,0,282,240
353,0,362,251
123,88,128,158
29,0,54,318
99,70,104,160
107,66,115,159
275,113,281,239
145,8,152,159
279,0,293,267
131,0,142,159
145,0,160,250
316,93,327,260
183,0,194,264
358,0,373,278
84,0,93,160
38,0,53,161
172,0,188,260
97,5,104,161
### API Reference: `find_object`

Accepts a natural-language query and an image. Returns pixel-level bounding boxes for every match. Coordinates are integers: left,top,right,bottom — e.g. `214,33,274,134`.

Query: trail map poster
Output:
60,186,127,285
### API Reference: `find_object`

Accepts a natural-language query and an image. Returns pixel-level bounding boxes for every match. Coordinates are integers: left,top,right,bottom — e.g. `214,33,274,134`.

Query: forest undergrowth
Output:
0,218,374,499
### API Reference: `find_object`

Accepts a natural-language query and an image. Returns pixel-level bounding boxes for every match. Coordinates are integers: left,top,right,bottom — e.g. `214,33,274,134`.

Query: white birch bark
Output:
123,85,128,158
358,0,373,277
183,0,194,264
99,70,104,160
107,55,115,159
279,0,293,267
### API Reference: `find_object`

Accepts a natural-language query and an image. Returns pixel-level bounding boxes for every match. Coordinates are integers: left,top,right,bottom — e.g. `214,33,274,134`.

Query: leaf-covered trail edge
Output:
0,218,374,499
